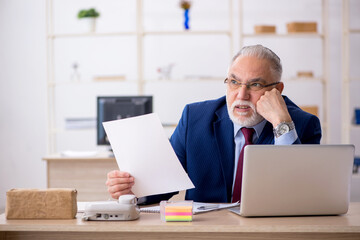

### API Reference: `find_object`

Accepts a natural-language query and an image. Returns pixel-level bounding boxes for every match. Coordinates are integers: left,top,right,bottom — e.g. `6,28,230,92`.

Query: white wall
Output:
0,0,47,212
0,0,355,212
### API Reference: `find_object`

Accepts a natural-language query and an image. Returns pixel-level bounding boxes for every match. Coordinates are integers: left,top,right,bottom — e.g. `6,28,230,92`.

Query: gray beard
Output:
227,100,264,127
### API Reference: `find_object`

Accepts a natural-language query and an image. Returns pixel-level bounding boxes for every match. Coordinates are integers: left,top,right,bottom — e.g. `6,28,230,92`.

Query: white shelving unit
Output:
342,0,360,150
46,0,332,154
46,0,234,154
238,0,329,143
342,0,360,201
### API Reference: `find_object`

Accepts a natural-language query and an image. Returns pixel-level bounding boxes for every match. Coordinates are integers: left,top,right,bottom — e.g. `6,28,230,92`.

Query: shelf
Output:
349,29,360,33
47,80,133,87
238,0,329,142
351,125,360,130
47,32,137,39
143,30,232,36
47,77,225,86
145,77,224,82
342,0,360,144
285,77,325,83
162,123,177,128
46,0,327,152
242,33,324,38
47,30,233,39
321,121,328,129
342,78,360,84
349,77,360,82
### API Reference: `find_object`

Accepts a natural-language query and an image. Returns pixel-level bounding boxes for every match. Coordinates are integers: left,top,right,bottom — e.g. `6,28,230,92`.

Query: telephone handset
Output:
82,194,140,221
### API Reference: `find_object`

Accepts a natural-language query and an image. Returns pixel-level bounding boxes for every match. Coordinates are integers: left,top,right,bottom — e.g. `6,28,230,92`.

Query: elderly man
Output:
106,45,322,204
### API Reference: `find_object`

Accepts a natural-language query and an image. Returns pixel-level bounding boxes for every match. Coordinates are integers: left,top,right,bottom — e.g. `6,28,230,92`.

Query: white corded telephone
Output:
82,194,140,221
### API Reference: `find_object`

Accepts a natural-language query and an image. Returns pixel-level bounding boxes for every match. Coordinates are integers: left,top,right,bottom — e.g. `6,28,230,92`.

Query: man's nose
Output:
235,85,250,100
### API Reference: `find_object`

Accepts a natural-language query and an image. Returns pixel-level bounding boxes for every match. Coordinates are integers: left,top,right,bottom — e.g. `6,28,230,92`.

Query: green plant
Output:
77,8,100,19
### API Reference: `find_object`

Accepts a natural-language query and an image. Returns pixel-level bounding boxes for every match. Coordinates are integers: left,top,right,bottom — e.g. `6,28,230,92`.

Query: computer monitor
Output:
97,96,153,145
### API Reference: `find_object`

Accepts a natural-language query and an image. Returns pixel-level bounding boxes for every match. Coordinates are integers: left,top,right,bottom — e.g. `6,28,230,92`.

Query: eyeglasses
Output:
224,78,280,91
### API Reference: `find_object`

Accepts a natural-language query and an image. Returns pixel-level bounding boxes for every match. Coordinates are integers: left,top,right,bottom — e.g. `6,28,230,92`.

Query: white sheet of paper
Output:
103,113,194,198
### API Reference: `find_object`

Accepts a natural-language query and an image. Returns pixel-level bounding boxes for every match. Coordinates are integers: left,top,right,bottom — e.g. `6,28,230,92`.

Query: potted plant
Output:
77,8,100,32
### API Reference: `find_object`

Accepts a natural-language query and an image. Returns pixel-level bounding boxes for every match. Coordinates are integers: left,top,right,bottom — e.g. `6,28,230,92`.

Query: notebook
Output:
229,144,354,217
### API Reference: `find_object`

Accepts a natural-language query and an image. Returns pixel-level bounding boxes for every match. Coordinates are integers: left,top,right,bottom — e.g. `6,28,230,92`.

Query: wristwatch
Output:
273,121,295,138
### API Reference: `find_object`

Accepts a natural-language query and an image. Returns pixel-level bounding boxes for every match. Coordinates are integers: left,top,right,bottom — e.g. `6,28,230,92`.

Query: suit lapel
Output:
213,106,235,202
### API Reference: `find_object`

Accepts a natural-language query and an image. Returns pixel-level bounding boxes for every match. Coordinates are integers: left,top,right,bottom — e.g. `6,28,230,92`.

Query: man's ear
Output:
276,82,284,94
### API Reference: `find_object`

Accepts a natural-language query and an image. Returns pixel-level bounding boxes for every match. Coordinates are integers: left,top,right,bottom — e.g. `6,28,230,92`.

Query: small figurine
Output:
157,63,175,80
71,62,81,82
180,0,191,30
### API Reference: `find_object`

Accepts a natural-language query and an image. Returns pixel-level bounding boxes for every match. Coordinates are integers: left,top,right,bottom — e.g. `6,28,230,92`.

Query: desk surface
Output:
1,203,360,240
43,152,115,161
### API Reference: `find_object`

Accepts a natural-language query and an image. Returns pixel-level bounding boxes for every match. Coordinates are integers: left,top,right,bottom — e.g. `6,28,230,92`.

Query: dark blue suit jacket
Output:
143,95,322,204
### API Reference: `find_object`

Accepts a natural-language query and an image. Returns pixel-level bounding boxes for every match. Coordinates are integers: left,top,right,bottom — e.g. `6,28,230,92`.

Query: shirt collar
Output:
233,119,267,139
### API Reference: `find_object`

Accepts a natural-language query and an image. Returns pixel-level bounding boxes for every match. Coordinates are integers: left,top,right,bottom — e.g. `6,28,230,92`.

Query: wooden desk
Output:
43,153,117,201
42,154,185,202
1,203,360,240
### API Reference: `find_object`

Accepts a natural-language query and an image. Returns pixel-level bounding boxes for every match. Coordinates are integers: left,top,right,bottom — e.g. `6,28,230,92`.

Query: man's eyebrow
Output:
248,78,266,83
229,73,241,81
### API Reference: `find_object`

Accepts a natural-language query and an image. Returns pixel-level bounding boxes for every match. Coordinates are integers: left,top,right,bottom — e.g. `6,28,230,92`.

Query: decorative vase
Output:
183,9,190,30
81,17,96,32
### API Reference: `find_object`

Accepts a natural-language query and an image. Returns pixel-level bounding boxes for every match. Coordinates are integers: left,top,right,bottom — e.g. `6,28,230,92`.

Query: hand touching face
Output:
256,88,292,128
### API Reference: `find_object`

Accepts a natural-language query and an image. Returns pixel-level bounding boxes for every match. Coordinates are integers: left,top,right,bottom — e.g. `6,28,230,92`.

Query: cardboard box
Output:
287,22,317,33
297,71,314,78
300,106,318,117
254,25,276,34
6,188,77,219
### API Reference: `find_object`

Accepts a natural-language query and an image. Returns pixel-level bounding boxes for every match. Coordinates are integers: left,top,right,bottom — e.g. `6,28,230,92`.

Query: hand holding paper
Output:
106,170,135,199
103,113,194,198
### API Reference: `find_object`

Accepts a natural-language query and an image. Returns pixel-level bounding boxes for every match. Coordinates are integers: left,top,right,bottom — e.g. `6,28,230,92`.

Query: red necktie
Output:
232,127,255,203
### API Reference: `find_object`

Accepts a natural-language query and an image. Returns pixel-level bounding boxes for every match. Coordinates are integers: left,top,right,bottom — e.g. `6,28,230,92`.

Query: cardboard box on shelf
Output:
287,22,317,33
300,106,319,117
254,25,276,34
297,71,314,78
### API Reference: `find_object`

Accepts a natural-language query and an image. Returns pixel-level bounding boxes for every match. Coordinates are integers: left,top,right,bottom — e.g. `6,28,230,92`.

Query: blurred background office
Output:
0,0,359,212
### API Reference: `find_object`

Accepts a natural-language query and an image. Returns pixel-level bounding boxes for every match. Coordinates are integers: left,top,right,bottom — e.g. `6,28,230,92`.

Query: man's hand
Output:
106,170,135,199
256,88,292,128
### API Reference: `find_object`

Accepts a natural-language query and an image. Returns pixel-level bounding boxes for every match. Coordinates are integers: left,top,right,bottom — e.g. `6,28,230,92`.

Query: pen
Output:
197,204,219,210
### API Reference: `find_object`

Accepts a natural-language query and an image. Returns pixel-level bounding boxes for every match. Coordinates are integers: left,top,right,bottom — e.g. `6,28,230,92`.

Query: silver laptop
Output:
229,145,354,217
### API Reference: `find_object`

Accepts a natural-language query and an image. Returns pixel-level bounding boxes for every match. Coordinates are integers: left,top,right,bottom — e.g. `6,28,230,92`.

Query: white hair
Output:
231,44,283,82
